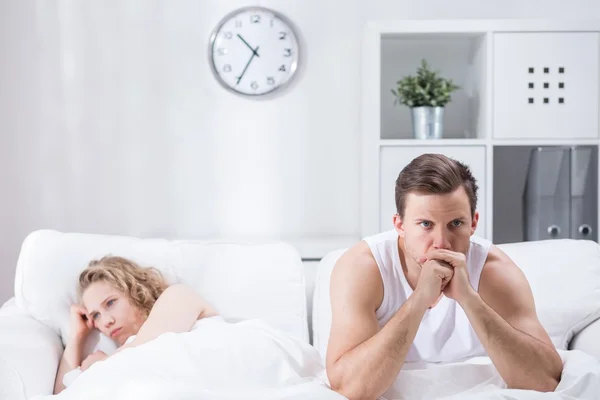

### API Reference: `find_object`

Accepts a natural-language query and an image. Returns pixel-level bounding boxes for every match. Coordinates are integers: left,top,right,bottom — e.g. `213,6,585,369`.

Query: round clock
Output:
209,7,300,96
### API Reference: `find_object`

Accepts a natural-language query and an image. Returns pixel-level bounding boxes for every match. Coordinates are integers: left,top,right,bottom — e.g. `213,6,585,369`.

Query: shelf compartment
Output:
493,145,598,244
380,32,488,140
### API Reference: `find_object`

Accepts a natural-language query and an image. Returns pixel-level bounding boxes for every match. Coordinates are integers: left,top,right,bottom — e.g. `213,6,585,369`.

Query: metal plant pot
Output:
411,106,444,140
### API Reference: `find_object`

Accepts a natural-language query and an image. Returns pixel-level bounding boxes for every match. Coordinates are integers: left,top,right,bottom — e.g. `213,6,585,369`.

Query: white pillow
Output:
497,239,600,350
14,230,308,358
312,249,346,358
313,239,600,357
0,357,26,400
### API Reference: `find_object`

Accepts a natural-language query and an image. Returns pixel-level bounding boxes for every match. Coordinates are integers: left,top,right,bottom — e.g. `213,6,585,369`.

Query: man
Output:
326,153,563,400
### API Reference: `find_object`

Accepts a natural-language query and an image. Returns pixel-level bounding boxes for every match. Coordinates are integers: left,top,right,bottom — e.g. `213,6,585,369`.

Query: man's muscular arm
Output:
470,246,562,391
428,247,562,392
327,242,453,400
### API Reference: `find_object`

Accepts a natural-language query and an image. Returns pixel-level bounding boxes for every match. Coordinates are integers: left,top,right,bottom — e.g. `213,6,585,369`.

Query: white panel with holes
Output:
493,32,599,139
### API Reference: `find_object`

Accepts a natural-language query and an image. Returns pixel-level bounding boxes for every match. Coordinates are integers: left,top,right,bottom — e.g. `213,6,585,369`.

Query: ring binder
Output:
523,146,597,241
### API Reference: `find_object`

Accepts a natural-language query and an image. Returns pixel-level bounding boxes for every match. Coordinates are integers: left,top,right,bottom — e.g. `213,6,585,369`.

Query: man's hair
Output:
78,256,169,317
395,153,478,218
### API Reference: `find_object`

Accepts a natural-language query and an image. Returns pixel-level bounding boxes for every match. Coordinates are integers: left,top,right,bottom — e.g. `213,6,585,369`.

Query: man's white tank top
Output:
364,230,492,363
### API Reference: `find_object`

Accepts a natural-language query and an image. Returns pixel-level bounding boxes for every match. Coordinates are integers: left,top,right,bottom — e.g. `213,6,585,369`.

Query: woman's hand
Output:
69,304,94,342
81,350,108,371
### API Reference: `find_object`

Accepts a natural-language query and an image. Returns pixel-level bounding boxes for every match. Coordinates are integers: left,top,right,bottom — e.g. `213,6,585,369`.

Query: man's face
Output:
394,186,478,264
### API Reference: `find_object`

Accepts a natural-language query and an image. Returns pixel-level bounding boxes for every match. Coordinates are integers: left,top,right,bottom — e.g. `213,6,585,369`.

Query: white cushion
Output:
496,239,600,350
570,318,600,359
312,239,600,357
0,306,63,398
312,248,345,358
14,230,308,357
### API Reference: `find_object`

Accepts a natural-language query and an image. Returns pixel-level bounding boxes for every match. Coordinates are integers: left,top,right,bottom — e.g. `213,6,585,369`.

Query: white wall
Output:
0,0,363,303
2,0,600,303
0,1,43,304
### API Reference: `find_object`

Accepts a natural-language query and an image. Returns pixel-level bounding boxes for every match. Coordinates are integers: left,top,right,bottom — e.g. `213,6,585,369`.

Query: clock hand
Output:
236,46,259,85
237,34,260,57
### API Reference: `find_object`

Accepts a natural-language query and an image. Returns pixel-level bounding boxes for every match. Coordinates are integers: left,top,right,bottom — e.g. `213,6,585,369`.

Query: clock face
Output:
209,7,300,96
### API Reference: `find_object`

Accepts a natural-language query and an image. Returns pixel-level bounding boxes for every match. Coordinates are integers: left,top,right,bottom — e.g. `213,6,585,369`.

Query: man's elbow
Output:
543,376,560,393
535,377,561,393
329,382,372,400
509,351,562,392
537,355,563,392
327,368,374,400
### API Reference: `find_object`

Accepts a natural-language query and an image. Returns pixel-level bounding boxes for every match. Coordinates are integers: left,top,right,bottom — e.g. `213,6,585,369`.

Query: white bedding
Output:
30,317,344,400
26,316,600,400
381,349,600,400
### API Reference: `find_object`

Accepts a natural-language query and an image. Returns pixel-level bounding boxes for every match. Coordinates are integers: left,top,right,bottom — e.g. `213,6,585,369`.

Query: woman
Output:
53,256,219,394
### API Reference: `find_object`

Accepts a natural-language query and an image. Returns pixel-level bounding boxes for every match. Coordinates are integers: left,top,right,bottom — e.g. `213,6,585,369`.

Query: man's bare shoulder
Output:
480,245,554,349
330,240,383,310
332,240,381,282
480,244,530,299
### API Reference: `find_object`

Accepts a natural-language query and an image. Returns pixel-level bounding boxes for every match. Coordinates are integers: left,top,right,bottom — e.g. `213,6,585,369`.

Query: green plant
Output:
391,59,459,108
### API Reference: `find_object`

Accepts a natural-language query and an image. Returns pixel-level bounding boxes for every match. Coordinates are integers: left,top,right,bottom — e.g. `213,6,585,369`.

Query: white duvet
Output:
31,317,345,400
381,349,600,400
27,316,600,400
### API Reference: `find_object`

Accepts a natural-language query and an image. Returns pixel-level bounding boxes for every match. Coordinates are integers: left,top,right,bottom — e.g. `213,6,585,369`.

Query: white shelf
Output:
287,236,358,260
367,19,600,35
491,139,599,147
379,139,600,147
199,235,358,260
380,139,487,147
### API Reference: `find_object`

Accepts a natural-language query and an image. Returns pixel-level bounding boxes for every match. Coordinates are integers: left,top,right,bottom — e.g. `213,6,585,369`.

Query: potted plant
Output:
391,59,459,139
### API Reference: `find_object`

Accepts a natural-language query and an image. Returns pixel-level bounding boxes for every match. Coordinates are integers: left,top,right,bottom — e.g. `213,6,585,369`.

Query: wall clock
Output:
209,7,300,96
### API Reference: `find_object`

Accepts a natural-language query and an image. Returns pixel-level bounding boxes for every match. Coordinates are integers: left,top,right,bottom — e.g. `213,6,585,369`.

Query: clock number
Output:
279,32,287,40
217,48,227,56
279,64,287,72
251,15,261,24
267,77,275,85
283,48,292,57
235,20,242,28
223,32,233,39
223,64,232,73
251,81,259,90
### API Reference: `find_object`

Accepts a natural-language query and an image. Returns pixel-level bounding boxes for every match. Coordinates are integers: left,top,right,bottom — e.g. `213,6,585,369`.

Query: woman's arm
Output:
122,284,218,350
54,304,94,394
53,337,85,394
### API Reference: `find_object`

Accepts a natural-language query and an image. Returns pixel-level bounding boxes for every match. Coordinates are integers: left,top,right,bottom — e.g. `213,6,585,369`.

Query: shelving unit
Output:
361,19,600,244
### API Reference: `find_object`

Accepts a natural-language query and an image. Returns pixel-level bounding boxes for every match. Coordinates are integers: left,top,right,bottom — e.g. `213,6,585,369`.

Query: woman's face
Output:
82,281,146,346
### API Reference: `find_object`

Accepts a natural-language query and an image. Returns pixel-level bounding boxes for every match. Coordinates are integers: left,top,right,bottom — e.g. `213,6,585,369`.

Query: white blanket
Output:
31,317,345,400
382,350,600,400
28,316,600,400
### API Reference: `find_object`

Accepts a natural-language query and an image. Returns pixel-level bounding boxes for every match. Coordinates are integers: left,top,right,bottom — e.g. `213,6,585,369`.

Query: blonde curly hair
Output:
78,256,170,317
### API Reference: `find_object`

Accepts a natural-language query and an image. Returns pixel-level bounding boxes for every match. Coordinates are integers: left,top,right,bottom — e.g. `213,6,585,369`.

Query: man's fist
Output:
415,258,454,308
425,249,475,303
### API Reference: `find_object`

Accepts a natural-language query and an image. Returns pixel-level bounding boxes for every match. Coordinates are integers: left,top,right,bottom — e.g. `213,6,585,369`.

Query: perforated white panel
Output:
493,32,599,139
